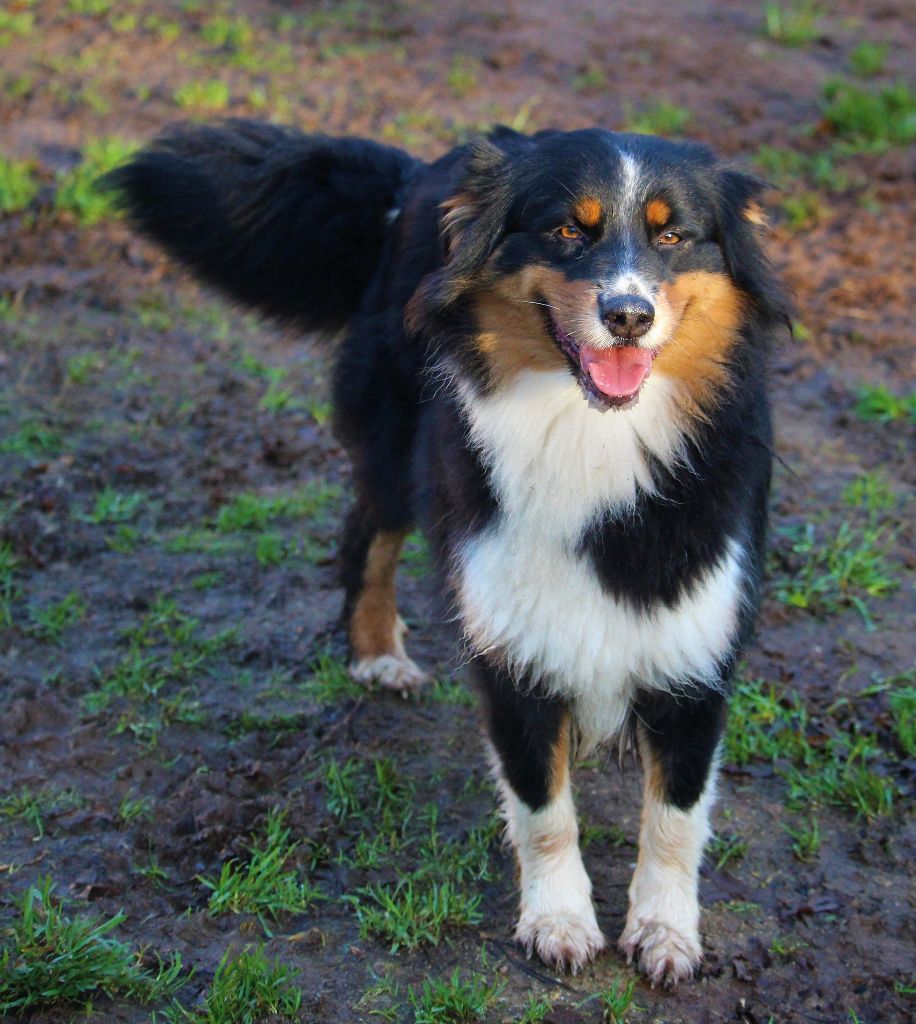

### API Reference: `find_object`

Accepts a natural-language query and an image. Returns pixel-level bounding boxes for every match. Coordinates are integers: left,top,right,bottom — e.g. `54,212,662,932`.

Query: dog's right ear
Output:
407,137,512,329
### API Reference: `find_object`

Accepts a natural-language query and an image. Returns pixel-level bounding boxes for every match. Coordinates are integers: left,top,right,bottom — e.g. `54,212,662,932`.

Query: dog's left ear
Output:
407,137,513,329
716,168,791,328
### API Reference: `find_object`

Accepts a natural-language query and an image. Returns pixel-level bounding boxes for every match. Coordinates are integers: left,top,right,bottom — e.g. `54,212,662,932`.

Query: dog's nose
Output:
599,294,655,340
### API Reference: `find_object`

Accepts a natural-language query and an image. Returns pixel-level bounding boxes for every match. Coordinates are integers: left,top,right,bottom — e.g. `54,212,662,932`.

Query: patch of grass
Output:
842,472,897,516
709,832,748,870
65,352,105,384
853,384,916,424
772,519,898,627
81,487,144,524
762,1,823,47
190,571,223,591
424,676,475,707
200,809,323,931
784,817,820,861
446,55,479,99
769,934,809,961
408,968,504,1023
0,787,82,840
622,100,691,136
107,525,139,553
345,878,483,953
779,190,830,230
0,877,185,1015
519,994,552,1023
174,79,231,112
119,792,153,824
84,597,235,719
27,592,87,645
215,482,340,532
0,541,17,628
573,63,607,93
55,137,138,226
0,156,40,214
600,975,639,1023
300,649,363,703
784,735,897,818
160,946,300,1024
0,8,35,46
888,685,915,758
820,78,916,151
0,421,63,457
201,14,254,50
849,41,888,78
725,677,900,818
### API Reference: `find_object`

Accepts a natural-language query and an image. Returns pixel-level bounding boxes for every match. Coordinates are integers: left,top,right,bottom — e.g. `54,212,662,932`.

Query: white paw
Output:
516,909,606,974
618,917,701,987
348,654,429,694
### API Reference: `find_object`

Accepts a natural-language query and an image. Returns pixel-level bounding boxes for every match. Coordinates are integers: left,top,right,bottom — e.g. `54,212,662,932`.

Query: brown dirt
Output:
1,2,913,1023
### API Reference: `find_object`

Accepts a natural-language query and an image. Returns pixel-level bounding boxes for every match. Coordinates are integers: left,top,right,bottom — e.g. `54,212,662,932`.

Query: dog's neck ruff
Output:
458,368,686,537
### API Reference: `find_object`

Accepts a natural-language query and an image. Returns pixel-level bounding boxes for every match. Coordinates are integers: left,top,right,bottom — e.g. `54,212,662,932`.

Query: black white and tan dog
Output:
107,121,788,985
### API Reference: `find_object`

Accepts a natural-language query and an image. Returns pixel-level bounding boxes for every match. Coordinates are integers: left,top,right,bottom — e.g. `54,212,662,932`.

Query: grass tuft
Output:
762,1,823,47
408,967,504,1023
821,78,916,151
622,100,691,136
160,946,300,1024
0,156,40,214
854,384,916,424
55,137,138,225
0,877,185,1015
600,975,639,1023
200,809,323,931
346,878,483,952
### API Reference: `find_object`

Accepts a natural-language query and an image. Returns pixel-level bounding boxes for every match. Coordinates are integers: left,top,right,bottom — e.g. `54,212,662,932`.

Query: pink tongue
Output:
579,345,653,399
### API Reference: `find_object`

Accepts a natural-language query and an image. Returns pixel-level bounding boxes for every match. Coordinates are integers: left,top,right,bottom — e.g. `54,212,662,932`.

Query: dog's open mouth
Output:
544,311,656,410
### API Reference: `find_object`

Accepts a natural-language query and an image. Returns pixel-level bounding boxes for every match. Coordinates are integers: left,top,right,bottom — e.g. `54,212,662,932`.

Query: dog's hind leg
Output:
618,685,726,987
340,500,428,694
476,658,605,973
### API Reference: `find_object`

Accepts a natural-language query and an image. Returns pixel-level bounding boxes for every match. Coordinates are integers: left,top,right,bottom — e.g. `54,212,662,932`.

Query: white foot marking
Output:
619,916,701,987
348,653,428,693
496,762,604,974
620,747,717,986
518,906,605,975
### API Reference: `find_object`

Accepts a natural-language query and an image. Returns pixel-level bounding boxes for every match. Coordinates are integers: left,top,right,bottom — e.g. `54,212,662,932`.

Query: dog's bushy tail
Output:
104,119,420,333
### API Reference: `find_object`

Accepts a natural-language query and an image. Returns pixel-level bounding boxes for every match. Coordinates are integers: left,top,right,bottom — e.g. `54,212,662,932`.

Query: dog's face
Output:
416,129,781,417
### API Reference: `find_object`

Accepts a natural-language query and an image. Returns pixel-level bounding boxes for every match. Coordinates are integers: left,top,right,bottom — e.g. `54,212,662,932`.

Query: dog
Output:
107,121,788,985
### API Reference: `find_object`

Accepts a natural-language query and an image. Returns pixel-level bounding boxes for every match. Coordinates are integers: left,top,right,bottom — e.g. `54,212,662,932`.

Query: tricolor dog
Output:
109,122,788,985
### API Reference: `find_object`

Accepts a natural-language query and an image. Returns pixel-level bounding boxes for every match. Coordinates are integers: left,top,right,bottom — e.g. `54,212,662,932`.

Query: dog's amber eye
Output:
558,225,584,241
658,231,682,246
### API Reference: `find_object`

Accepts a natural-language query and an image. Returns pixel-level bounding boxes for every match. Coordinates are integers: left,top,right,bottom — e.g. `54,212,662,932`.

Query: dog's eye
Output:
657,231,682,246
558,225,584,241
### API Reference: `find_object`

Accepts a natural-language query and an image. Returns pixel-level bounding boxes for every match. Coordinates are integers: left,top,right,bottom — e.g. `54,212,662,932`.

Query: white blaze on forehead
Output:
606,150,652,297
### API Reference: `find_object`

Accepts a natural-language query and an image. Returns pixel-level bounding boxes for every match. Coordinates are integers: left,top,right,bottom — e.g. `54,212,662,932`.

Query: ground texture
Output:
0,2,914,1023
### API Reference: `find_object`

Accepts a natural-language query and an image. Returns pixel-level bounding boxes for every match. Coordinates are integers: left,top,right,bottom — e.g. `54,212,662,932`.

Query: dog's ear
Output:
716,168,791,329
407,138,512,329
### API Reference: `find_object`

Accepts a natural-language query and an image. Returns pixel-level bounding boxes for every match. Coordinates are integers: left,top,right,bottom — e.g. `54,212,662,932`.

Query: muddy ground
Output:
0,1,913,1022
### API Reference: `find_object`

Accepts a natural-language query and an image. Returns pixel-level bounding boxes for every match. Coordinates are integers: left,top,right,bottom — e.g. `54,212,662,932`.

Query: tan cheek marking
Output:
646,198,672,230
349,530,407,660
653,270,744,421
474,267,596,386
574,196,602,227
742,200,768,227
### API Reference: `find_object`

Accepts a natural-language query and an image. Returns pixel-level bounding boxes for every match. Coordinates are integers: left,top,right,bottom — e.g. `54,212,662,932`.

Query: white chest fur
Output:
455,370,746,744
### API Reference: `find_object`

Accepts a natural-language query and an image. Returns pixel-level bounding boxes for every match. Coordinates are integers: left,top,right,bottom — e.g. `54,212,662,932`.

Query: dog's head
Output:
411,128,787,416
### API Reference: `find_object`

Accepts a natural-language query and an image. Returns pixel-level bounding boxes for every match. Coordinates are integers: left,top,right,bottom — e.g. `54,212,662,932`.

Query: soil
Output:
0,2,913,1023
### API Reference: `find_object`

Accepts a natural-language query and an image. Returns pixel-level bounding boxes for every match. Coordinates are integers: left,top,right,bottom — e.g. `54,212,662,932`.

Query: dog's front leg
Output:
475,658,604,973
619,685,726,986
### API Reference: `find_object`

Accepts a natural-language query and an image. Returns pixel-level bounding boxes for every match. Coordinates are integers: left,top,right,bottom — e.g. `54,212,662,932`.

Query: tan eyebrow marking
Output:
574,196,602,227
646,198,672,229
